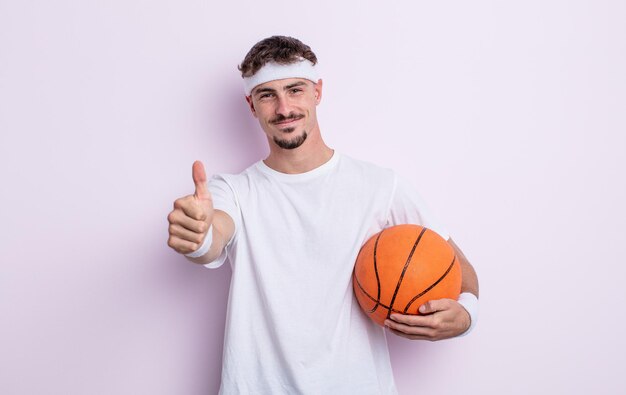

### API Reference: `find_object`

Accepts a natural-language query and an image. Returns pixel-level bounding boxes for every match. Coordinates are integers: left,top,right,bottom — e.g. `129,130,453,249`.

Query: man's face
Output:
246,77,322,150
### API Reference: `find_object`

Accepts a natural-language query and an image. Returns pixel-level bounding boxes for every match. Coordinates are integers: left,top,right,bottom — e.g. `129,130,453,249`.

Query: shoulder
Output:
209,160,262,192
337,152,396,181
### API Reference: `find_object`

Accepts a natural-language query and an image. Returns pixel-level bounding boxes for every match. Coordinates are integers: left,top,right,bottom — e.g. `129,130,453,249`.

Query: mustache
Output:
270,113,304,124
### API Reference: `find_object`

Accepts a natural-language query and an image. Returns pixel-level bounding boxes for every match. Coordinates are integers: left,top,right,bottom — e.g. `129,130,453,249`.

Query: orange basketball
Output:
352,224,462,326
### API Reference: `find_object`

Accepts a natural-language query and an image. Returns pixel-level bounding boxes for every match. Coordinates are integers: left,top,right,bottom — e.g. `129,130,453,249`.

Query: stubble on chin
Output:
273,130,308,150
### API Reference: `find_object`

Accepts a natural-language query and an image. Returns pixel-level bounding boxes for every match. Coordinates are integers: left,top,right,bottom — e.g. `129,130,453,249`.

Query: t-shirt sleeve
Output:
386,172,450,240
203,174,241,269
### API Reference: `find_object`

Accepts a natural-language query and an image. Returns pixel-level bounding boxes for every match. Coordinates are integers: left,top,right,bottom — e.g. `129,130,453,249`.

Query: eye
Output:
290,88,303,94
259,93,274,99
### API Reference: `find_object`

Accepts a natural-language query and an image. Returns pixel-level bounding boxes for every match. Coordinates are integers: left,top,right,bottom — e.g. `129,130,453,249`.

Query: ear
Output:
313,78,323,105
245,95,257,117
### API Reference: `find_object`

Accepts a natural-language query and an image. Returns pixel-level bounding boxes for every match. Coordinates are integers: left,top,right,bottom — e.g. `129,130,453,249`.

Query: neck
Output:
263,123,334,174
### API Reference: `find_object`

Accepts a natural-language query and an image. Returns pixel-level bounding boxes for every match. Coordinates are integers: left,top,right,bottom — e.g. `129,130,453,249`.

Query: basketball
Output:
352,224,462,326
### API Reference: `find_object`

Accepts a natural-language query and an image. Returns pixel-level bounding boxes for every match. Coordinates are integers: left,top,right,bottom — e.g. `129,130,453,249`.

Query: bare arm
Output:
185,209,235,265
448,237,479,298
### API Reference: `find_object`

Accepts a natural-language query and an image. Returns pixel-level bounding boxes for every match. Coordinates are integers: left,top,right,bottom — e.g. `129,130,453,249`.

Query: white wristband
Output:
456,292,479,337
184,225,213,258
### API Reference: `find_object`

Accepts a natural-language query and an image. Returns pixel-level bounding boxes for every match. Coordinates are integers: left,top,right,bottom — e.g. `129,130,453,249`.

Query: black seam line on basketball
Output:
353,230,385,314
403,254,457,314
386,227,428,320
354,272,403,313
368,230,384,314
351,245,369,310
354,253,458,315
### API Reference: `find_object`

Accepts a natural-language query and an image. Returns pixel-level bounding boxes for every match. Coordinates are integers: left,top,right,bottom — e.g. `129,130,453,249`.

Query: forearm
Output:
448,238,479,298
185,230,223,265
460,260,479,297
185,210,234,265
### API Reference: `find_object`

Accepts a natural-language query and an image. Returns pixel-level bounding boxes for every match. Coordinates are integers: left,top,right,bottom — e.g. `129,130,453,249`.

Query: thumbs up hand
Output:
167,160,215,255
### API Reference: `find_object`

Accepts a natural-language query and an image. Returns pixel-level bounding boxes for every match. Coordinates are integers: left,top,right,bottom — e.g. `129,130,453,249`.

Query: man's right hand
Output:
167,160,215,255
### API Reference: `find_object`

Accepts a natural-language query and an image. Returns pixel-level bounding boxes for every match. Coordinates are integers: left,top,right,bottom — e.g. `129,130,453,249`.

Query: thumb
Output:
192,160,210,200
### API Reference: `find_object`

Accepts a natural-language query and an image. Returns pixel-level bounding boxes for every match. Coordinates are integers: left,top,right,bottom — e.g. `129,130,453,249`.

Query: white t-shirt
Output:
205,151,449,395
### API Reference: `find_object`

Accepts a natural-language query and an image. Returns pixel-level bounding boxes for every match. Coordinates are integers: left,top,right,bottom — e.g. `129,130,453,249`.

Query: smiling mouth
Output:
272,116,304,126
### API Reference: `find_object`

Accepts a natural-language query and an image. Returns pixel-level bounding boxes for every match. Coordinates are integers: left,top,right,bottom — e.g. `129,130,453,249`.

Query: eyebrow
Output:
285,81,307,89
253,87,275,95
253,81,308,96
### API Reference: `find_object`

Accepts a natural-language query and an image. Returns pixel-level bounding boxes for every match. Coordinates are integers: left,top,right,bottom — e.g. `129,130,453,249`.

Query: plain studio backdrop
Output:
1,1,624,394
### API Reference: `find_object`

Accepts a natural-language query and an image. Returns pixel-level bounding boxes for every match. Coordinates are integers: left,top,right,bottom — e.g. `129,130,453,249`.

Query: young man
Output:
167,36,479,395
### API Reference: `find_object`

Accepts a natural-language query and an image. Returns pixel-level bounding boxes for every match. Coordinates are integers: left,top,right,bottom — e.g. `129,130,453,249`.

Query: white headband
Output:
243,58,320,96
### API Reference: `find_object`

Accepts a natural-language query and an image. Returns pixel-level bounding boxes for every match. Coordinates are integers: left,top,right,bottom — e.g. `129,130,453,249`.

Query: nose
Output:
274,94,293,117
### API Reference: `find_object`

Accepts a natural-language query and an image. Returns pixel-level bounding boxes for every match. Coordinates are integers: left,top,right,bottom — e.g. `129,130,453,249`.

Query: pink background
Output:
1,1,625,394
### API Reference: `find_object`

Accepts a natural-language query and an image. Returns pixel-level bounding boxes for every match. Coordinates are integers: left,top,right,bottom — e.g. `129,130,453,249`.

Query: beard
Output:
269,112,308,150
273,129,308,150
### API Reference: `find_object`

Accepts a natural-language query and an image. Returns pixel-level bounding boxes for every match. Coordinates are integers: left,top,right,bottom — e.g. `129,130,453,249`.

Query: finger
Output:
192,160,211,201
168,223,205,245
389,313,434,328
167,235,200,254
174,198,207,221
385,319,436,337
419,298,452,314
169,209,208,232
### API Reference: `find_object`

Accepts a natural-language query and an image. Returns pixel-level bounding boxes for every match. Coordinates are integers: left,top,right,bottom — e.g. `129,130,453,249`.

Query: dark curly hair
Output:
238,35,318,78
